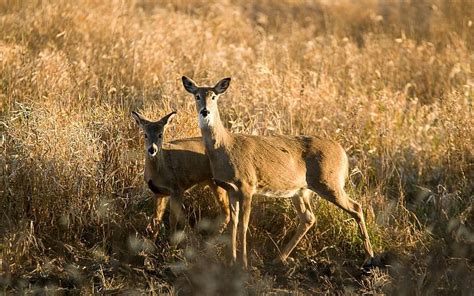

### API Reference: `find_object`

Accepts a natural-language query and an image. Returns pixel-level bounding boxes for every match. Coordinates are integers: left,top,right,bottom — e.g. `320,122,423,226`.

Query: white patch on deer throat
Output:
198,113,214,128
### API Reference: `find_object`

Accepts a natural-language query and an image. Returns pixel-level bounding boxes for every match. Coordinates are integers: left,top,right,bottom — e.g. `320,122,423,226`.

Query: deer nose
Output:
200,108,209,117
148,145,157,156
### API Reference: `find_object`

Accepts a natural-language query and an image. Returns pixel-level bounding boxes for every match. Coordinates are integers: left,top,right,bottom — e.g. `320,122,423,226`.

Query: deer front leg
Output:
228,192,240,264
169,193,185,239
149,196,169,241
238,192,253,269
210,184,230,233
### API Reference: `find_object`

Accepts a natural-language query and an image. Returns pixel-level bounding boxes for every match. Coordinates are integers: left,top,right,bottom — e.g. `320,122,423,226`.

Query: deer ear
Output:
213,77,231,94
131,111,144,126
161,111,177,126
182,76,198,94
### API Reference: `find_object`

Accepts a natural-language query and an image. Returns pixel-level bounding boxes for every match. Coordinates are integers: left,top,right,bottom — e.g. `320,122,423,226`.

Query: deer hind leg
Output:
313,184,374,260
210,184,230,233
278,189,316,263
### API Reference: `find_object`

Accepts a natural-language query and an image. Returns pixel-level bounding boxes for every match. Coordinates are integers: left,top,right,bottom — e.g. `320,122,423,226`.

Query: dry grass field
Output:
0,0,473,294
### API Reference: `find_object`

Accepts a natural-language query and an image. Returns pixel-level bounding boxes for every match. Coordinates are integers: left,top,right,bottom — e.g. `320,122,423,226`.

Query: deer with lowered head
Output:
182,76,375,270
132,111,230,240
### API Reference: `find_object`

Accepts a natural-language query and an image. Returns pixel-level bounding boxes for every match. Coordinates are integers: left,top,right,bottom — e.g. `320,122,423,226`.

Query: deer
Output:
131,110,230,240
182,76,375,270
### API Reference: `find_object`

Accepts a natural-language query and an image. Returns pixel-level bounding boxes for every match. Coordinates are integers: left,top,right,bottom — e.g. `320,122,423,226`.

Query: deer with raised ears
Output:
182,76,375,270
131,111,230,240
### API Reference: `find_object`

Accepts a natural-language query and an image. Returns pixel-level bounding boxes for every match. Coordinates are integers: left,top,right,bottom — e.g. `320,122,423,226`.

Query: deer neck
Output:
144,150,167,181
200,109,232,150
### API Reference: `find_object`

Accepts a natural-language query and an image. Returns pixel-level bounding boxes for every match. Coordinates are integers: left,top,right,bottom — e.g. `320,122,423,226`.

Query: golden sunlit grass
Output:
1,0,473,294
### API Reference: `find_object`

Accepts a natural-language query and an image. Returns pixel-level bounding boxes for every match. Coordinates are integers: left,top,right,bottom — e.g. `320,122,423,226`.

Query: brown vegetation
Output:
1,0,472,294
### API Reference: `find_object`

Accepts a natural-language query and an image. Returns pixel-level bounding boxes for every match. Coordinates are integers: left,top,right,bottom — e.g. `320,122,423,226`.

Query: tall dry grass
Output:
1,0,472,294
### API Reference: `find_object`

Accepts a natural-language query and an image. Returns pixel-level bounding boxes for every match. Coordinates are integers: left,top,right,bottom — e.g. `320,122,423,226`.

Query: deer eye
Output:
195,95,200,101
158,134,162,139
144,134,148,139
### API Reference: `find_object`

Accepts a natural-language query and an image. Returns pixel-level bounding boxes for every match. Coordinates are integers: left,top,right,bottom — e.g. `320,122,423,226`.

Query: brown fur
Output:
132,111,230,239
182,76,374,269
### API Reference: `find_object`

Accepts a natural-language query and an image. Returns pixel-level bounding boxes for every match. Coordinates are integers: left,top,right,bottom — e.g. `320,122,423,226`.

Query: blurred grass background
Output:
0,0,472,294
